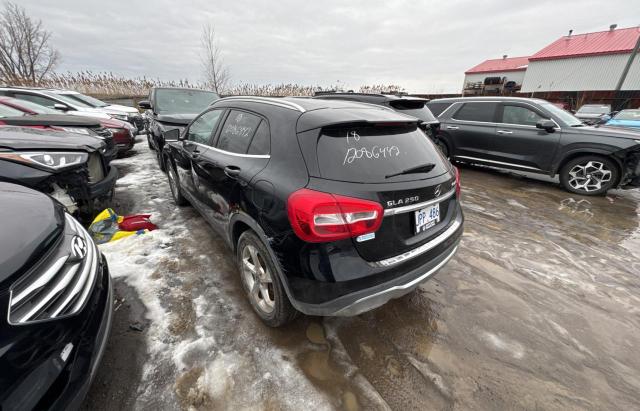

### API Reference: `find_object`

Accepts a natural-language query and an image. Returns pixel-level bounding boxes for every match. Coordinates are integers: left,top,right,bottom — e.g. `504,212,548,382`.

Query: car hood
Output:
68,110,112,120
606,119,640,128
105,104,139,114
0,182,64,283
0,114,101,127
574,125,640,141
156,113,197,125
0,126,103,151
100,117,133,129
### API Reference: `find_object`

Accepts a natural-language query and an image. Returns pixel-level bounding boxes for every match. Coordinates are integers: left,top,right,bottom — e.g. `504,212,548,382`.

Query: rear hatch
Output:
299,118,457,262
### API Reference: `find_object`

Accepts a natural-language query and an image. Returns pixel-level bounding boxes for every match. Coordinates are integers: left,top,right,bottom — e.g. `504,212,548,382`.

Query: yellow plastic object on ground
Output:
88,208,152,244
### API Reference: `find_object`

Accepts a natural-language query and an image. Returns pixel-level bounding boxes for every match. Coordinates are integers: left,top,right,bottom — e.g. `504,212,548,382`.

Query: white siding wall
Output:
521,53,640,92
463,70,526,88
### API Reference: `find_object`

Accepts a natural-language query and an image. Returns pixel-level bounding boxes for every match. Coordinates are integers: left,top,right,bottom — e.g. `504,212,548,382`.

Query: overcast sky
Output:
17,0,640,93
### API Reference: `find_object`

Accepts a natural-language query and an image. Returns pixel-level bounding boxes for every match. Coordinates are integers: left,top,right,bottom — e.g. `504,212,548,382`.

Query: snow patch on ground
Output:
480,331,526,360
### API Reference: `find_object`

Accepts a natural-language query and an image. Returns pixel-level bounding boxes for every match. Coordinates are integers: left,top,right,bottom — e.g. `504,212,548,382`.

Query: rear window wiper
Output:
385,163,435,179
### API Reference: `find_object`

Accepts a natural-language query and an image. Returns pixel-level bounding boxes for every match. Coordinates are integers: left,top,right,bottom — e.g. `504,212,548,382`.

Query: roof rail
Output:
215,96,306,112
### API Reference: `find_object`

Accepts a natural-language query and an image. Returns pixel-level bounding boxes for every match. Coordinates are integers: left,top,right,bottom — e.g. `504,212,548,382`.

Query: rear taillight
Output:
287,189,383,243
454,167,461,196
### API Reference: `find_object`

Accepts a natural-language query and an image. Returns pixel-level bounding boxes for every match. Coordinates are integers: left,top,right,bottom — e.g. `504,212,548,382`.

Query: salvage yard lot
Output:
83,138,640,410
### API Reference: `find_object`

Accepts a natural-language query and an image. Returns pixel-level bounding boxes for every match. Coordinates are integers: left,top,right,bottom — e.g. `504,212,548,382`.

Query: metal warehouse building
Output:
462,55,529,96
521,26,640,93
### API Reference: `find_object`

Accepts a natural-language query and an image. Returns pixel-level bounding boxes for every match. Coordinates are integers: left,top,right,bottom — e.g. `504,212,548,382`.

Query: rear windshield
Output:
7,98,58,114
316,124,445,183
577,105,610,114
388,100,437,122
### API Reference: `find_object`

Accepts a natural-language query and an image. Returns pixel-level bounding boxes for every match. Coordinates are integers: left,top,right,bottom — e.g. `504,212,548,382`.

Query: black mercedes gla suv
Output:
0,182,112,410
162,97,463,326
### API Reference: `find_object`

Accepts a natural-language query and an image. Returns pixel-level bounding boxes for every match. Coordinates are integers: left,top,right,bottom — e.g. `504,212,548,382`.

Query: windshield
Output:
46,92,93,108
155,89,220,114
577,105,610,114
540,102,583,127
388,100,437,122
0,104,25,118
613,110,640,121
6,98,59,114
66,93,109,108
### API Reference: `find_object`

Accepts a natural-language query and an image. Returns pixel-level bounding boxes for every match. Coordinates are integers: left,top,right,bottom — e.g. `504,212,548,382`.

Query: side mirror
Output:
138,100,151,110
163,128,181,141
536,119,556,133
53,103,70,111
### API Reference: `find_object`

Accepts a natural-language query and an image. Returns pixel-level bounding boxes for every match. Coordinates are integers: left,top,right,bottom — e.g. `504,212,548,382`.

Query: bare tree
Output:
0,2,59,86
200,23,229,94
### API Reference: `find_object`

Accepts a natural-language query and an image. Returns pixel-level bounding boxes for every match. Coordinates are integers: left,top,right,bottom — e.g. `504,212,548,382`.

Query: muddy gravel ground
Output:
84,140,640,410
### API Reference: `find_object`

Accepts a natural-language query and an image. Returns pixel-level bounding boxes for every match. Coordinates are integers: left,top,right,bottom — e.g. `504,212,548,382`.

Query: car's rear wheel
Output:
560,155,618,196
236,231,296,327
147,134,154,150
167,162,188,206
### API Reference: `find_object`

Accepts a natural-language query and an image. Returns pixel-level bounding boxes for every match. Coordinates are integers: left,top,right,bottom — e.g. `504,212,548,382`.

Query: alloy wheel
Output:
567,161,612,192
241,244,275,314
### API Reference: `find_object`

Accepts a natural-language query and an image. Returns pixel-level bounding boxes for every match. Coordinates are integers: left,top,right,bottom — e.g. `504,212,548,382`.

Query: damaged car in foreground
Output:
0,182,112,410
0,127,117,220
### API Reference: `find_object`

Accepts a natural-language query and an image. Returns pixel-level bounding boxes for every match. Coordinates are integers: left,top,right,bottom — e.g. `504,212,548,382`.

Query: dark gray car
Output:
427,97,640,195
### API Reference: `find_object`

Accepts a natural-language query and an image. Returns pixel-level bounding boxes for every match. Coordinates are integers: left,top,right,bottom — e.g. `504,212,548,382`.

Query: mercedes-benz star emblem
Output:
434,184,442,197
71,236,87,260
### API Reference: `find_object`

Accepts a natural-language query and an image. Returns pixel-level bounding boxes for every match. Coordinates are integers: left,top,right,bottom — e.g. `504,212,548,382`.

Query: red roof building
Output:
522,26,640,92
465,56,530,74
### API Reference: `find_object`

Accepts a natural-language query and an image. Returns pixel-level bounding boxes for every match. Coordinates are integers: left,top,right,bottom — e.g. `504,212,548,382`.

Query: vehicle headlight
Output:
111,113,128,121
59,127,91,135
0,151,88,170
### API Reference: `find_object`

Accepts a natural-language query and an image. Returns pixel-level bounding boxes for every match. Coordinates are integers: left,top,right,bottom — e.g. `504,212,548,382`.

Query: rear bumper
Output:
288,212,463,316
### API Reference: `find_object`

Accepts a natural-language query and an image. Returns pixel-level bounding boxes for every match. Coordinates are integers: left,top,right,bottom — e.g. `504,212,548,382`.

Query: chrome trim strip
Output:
215,96,306,112
19,263,80,323
454,156,542,171
383,188,455,216
336,245,459,314
369,216,462,267
11,256,68,306
189,141,270,159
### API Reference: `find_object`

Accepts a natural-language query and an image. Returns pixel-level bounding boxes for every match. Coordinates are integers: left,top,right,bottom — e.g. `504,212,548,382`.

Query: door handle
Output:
224,165,241,178
497,130,513,134
446,126,459,130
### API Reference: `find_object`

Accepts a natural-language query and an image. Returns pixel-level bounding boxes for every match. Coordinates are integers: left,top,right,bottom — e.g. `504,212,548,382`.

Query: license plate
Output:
415,203,440,234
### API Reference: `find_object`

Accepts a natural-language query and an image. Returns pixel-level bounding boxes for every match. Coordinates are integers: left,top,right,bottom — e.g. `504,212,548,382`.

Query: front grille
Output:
87,153,105,183
8,214,100,324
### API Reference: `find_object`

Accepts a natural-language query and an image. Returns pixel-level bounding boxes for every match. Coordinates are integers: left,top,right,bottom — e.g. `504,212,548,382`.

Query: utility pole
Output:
613,27,640,110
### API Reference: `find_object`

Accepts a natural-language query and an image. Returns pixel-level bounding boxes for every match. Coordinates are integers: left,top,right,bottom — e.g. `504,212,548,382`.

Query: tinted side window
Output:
217,110,262,154
248,121,270,155
427,102,453,117
453,102,497,122
14,93,57,108
501,105,545,126
188,109,223,145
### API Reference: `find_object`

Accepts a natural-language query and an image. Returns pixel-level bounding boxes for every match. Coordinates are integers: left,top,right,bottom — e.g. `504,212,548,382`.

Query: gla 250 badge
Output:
387,196,420,208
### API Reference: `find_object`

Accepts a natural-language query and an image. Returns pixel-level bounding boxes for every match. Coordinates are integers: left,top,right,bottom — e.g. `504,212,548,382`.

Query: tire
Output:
167,161,188,206
236,231,297,327
559,155,618,196
157,150,166,172
147,134,154,151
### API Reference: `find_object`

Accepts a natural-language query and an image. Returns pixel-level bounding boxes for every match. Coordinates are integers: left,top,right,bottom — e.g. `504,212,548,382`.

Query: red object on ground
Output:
118,214,158,232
